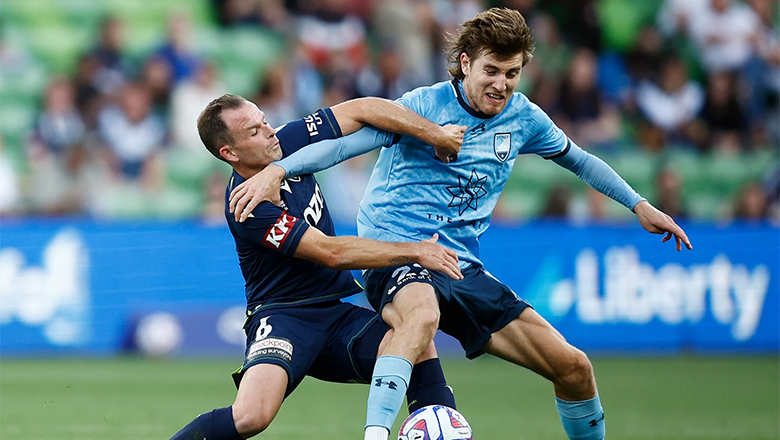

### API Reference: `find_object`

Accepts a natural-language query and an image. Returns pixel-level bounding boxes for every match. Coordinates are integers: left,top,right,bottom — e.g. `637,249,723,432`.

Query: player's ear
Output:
219,145,238,163
460,52,470,76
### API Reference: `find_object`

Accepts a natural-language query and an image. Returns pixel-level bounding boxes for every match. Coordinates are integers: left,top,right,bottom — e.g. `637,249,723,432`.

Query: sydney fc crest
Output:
494,133,511,162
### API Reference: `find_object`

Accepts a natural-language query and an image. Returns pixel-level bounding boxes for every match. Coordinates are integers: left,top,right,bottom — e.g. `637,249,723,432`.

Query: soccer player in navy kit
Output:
169,94,467,440
227,8,694,440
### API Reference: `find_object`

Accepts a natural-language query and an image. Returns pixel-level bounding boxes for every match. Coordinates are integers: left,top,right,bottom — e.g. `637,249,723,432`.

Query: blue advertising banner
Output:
0,219,777,356
478,222,779,353
0,219,245,356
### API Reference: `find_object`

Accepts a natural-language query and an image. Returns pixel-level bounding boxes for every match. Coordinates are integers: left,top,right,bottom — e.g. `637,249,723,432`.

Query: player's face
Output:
460,51,524,116
221,101,281,169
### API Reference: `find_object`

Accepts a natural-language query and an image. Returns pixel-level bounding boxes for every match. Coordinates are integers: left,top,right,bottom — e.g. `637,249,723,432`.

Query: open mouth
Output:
486,92,505,104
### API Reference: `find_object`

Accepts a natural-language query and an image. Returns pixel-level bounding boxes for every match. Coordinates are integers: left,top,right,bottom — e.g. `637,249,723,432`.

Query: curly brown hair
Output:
445,8,535,81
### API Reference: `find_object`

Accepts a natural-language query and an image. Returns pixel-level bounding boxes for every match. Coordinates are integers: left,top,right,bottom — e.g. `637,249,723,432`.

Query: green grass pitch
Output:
1,355,777,439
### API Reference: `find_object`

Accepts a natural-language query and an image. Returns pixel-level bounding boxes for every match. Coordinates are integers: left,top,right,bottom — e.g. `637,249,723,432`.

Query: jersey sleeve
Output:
275,107,343,155
552,141,646,210
391,85,441,147
396,85,435,118
230,202,310,256
523,104,569,159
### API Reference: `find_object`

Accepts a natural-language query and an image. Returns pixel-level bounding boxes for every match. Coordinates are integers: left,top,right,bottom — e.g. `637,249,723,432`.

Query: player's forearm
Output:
552,141,645,210
275,127,392,177
322,236,420,270
332,97,445,145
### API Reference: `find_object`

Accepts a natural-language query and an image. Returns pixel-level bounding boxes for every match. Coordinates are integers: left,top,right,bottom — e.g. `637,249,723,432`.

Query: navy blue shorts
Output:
232,301,390,396
363,264,530,359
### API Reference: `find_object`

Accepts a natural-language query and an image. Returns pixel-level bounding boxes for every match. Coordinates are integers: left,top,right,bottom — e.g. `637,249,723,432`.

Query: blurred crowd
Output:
0,0,778,223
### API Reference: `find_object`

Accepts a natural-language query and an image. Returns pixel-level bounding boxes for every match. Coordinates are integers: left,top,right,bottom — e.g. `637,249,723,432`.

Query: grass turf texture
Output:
1,356,777,439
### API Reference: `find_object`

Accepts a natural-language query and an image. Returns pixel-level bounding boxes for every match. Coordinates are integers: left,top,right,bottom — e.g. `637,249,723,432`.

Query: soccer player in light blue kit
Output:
229,8,692,440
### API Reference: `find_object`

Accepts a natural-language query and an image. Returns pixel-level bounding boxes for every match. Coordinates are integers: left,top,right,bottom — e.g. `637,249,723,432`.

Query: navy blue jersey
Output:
225,108,361,311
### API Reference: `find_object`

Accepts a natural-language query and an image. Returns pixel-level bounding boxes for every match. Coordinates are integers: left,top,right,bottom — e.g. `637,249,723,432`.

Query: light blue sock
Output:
365,355,413,432
555,393,605,440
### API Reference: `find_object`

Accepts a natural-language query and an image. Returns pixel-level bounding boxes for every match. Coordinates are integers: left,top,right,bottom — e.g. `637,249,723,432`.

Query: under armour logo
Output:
471,123,486,134
589,413,605,427
374,379,398,390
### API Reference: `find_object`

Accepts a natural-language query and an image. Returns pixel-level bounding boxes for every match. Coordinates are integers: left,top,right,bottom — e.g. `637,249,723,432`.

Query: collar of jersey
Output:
451,80,493,120
229,170,246,191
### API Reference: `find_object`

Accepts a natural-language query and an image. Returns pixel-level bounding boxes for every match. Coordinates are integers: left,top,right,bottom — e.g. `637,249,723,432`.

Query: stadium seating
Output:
0,0,776,220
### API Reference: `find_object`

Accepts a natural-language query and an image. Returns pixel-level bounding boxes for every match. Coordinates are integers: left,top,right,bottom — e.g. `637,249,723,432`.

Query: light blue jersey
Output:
275,80,644,268
357,80,571,267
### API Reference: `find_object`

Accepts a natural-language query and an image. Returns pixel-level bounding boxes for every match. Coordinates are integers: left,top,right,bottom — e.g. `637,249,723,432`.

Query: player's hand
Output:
634,201,693,251
433,124,466,164
229,164,286,222
416,234,463,280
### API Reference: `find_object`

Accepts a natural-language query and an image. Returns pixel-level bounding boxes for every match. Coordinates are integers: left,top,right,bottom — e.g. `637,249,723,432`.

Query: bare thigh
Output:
232,363,288,436
378,282,440,361
380,281,439,330
482,308,596,400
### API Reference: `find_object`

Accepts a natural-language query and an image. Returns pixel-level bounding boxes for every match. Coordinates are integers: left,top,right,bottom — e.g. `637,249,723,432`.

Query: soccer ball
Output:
397,405,473,440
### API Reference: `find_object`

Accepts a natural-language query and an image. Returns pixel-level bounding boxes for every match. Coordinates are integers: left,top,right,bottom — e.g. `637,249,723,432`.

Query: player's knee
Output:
557,349,594,391
392,307,438,355
409,306,440,338
232,403,274,437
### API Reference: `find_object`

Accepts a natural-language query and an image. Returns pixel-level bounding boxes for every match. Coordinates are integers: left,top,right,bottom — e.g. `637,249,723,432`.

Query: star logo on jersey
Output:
446,169,488,215
278,177,302,211
279,176,302,194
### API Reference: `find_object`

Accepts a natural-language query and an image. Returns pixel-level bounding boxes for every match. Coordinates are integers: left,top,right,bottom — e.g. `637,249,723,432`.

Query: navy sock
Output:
406,358,456,413
170,406,243,440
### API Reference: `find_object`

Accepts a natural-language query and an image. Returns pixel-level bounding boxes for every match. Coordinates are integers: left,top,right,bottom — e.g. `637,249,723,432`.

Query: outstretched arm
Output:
294,229,463,281
551,141,692,251
228,98,466,222
331,97,465,161
229,127,392,221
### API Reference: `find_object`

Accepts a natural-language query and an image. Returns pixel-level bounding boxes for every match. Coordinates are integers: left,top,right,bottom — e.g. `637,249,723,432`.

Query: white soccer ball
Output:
397,405,473,440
